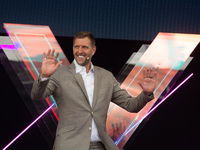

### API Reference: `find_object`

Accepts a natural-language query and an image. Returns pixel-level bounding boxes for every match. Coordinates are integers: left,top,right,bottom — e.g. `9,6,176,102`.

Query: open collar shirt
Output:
74,59,101,142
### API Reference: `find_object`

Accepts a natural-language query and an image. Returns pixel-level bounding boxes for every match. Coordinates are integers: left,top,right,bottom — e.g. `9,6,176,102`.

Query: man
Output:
31,31,156,150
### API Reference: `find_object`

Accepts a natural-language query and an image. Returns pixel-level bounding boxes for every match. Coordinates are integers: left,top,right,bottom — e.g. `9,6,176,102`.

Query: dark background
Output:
0,0,200,150
0,0,200,41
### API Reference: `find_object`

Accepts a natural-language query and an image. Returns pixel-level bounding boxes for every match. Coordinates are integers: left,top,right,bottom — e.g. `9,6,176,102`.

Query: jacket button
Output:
89,127,91,130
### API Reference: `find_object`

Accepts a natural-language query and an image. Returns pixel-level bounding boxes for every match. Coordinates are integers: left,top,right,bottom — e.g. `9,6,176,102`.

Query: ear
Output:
92,46,96,56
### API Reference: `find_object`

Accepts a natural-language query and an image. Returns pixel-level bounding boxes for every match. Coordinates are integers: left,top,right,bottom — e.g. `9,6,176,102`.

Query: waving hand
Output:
137,68,157,95
41,49,63,78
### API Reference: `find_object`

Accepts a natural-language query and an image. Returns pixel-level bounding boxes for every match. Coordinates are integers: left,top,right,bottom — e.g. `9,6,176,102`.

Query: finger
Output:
50,49,55,59
43,52,46,61
146,68,150,78
144,68,151,78
46,49,51,59
150,68,157,79
143,68,147,79
53,52,59,61
55,61,63,69
149,68,154,79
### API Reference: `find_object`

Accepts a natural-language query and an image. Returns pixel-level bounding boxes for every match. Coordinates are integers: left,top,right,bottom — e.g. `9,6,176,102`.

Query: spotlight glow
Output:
2,103,55,150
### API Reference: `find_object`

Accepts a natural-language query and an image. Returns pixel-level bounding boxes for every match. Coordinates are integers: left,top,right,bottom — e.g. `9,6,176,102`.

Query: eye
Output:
82,46,88,49
74,45,79,49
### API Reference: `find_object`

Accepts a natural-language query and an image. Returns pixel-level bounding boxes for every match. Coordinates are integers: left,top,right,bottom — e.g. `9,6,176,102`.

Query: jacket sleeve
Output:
31,70,60,100
111,75,154,113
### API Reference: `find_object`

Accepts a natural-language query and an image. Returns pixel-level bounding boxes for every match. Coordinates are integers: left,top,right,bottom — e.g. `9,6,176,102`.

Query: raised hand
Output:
41,49,63,78
137,68,157,95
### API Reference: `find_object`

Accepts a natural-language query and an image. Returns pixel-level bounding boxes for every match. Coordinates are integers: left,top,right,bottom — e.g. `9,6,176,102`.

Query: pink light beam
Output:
2,103,55,150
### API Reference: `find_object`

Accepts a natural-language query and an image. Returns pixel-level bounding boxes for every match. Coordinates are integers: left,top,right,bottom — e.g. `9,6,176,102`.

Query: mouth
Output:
78,55,85,58
76,55,87,61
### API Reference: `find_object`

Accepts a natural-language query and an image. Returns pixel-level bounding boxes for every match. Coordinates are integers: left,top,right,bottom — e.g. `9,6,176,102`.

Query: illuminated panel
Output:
2,103,55,150
3,23,70,118
118,73,193,146
2,23,70,148
106,33,200,149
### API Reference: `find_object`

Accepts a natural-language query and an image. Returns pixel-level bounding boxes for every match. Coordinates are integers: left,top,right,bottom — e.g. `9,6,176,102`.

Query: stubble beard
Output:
76,57,90,67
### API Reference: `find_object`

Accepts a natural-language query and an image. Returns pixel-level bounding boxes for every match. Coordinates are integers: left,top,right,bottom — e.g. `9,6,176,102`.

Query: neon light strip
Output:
2,103,55,150
0,44,16,50
115,73,193,145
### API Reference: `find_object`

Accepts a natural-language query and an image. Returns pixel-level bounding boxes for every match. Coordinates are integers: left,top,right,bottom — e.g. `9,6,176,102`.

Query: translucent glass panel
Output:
106,33,200,149
2,23,70,147
3,23,70,117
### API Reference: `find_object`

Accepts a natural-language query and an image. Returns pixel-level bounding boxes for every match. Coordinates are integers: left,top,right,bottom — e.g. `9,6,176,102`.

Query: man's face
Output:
73,37,96,68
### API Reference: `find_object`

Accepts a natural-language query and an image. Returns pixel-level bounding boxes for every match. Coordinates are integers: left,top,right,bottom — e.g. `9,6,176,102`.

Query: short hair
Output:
73,31,95,48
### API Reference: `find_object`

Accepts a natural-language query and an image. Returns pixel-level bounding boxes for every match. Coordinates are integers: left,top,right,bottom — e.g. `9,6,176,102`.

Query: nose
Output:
78,47,83,53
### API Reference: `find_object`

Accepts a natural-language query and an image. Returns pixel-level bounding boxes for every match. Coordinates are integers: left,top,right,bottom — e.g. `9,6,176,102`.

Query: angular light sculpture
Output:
2,23,200,150
106,33,200,149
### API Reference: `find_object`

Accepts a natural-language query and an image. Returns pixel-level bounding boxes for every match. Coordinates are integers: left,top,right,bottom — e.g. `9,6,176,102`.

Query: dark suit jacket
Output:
31,62,153,150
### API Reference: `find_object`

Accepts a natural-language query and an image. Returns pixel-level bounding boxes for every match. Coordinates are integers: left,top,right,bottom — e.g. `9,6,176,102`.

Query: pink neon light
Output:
0,44,16,50
2,103,55,150
45,97,59,121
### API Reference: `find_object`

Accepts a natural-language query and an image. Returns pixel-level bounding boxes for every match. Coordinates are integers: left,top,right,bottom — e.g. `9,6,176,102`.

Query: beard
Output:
75,56,90,67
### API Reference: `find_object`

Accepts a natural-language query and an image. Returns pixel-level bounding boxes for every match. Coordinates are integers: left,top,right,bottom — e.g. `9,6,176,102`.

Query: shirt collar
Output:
74,59,94,74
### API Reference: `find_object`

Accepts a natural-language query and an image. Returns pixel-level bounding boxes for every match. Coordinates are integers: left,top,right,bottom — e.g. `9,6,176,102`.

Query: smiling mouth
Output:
77,55,86,59
78,55,84,58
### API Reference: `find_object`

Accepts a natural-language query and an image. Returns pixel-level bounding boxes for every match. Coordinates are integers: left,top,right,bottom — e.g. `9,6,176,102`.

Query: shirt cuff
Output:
40,75,49,81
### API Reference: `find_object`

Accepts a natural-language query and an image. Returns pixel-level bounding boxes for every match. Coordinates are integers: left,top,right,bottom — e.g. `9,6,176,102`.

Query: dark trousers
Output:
89,141,106,150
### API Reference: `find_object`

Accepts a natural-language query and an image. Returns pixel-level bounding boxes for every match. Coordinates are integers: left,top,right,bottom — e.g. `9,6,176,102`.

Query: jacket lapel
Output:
92,66,102,108
68,62,91,107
